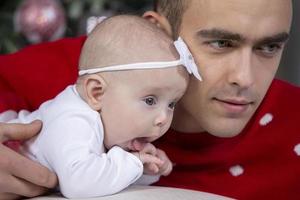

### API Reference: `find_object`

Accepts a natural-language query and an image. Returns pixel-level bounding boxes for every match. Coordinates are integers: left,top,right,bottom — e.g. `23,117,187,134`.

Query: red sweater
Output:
1,37,300,199
155,79,300,199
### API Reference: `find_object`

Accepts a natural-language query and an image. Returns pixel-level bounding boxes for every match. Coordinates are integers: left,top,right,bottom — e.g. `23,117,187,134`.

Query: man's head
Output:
153,0,189,39
146,0,293,137
77,15,189,150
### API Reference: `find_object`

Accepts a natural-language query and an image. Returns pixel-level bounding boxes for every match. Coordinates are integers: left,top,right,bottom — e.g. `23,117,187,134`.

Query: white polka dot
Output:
259,113,273,126
229,165,244,177
0,110,17,122
294,143,300,156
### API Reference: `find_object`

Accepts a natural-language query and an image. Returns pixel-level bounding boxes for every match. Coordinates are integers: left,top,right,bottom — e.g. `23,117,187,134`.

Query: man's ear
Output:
83,74,107,111
143,11,173,37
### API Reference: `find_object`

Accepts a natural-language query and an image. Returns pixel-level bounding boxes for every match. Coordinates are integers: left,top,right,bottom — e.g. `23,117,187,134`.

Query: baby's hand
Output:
154,148,173,176
131,142,162,173
131,141,172,176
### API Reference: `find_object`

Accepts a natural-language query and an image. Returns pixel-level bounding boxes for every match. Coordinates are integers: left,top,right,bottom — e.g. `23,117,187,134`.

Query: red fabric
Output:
0,36,86,112
1,37,300,199
155,79,300,199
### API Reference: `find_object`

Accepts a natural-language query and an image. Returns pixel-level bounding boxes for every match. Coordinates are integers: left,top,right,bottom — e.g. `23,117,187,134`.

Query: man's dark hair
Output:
154,0,189,39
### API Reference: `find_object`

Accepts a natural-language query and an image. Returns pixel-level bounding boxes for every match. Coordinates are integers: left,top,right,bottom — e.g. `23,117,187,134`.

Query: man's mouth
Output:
213,97,253,115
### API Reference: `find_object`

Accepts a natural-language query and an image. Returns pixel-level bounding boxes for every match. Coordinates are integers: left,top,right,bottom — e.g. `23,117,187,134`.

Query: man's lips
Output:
217,98,252,105
213,97,253,114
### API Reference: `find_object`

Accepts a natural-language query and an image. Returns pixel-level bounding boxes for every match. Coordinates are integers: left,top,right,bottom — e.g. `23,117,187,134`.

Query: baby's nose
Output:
154,110,168,127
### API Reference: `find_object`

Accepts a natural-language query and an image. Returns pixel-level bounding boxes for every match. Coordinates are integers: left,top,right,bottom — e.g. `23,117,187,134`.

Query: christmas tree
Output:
0,0,151,54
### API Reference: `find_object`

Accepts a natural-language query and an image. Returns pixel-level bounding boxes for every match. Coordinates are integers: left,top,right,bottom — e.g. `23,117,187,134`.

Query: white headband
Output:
80,17,202,81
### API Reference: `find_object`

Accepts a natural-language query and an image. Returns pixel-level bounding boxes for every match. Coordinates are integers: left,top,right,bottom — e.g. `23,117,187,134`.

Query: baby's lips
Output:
127,139,141,151
126,141,136,151
131,139,147,151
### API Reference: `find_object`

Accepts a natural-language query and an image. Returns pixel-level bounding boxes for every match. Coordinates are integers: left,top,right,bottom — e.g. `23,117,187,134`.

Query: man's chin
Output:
210,129,242,138
206,120,248,138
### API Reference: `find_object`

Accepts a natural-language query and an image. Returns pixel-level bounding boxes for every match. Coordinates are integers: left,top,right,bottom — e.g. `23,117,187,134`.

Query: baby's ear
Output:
84,74,106,111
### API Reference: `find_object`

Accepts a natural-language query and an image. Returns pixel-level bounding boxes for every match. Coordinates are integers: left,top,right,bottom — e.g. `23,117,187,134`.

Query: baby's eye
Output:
168,101,176,110
144,97,156,106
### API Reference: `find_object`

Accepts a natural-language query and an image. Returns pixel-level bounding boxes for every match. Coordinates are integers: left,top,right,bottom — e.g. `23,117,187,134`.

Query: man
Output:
0,0,299,199
145,0,300,199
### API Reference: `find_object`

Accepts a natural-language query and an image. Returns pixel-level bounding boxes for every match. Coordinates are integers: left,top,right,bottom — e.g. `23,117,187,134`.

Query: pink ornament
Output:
14,0,66,43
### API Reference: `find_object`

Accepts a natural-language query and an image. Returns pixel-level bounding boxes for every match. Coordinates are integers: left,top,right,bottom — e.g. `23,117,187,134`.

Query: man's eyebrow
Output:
196,29,290,45
255,32,290,46
196,28,245,42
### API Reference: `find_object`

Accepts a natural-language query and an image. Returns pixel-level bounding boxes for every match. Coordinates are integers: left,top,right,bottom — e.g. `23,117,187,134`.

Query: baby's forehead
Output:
116,66,186,79
120,67,188,89
133,75,188,99
119,43,179,64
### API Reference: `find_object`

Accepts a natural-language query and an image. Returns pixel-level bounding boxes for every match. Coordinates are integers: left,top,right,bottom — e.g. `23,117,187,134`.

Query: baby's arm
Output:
37,115,143,198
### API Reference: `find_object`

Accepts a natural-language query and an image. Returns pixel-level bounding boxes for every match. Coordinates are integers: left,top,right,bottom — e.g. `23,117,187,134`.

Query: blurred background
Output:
0,0,299,85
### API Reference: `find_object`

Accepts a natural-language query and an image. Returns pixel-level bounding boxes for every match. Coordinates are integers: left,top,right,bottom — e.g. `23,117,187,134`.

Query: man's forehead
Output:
182,0,292,40
189,0,291,9
185,0,292,19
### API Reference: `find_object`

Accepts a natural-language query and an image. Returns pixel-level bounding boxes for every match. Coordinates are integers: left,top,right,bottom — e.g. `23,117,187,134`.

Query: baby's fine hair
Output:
79,15,178,71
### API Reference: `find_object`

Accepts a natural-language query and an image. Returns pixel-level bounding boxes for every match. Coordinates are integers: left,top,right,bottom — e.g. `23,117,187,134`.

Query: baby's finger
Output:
144,163,159,174
156,149,168,160
140,143,157,156
161,162,173,176
155,149,173,175
139,153,163,165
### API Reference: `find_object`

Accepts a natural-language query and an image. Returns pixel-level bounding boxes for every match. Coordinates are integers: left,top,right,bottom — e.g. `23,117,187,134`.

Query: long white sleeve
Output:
18,86,144,198
35,113,143,198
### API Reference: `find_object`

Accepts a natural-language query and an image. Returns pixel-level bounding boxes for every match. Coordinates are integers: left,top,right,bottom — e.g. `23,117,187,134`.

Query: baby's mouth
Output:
128,139,148,151
126,140,137,151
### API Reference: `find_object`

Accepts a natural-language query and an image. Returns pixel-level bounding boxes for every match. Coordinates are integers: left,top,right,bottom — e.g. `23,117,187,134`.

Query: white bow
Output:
86,16,107,34
174,37,202,81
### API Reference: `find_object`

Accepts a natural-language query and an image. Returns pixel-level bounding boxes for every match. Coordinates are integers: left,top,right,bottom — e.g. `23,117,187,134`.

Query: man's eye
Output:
144,97,156,106
257,43,282,57
209,40,233,49
168,102,176,110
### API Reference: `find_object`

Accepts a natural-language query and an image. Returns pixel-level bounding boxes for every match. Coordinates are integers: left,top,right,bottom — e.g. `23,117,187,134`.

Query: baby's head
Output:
77,15,191,150
79,14,181,72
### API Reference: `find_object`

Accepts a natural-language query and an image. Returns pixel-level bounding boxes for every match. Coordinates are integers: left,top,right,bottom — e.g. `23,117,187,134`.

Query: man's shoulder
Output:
263,78,300,105
270,79,300,95
247,78,300,133
253,79,300,119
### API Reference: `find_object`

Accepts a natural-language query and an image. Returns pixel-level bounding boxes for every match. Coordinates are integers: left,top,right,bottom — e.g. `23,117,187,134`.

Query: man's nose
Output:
154,109,169,127
228,48,254,89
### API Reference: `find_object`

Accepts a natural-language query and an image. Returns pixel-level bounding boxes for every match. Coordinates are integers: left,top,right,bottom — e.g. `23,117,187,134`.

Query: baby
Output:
4,15,202,198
